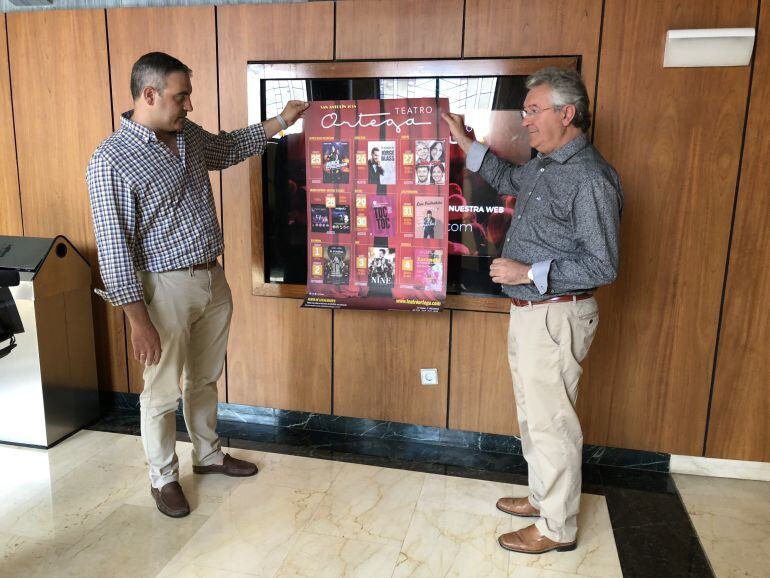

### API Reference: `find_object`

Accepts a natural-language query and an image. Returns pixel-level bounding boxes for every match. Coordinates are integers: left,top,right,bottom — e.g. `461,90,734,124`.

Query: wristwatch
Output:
526,268,534,282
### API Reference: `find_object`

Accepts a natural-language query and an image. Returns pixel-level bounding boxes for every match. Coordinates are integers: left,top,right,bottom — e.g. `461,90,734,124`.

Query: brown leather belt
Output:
511,293,593,307
176,260,218,274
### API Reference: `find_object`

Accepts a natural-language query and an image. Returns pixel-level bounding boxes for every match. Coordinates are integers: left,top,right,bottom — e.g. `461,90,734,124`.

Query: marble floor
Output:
0,424,766,577
673,473,770,578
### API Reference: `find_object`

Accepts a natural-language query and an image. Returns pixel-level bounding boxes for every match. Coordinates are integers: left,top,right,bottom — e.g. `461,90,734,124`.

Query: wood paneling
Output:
106,7,217,130
336,0,464,59
464,0,602,108
334,310,450,427
7,9,127,392
448,310,517,436
584,0,756,454
218,3,334,411
0,15,21,236
707,2,770,462
106,6,223,398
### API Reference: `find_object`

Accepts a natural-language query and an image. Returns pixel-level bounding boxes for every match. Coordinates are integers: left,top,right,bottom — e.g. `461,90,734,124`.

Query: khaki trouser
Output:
507,297,599,543
137,264,232,489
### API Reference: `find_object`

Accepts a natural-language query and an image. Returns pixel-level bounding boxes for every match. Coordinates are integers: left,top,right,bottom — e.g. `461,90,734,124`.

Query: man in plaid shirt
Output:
87,52,307,518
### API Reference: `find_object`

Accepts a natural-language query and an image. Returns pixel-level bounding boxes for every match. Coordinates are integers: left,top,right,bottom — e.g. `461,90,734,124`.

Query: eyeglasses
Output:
519,107,559,119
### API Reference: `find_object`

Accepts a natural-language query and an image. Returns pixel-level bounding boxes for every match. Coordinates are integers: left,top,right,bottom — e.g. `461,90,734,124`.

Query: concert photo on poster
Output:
415,248,443,291
331,205,351,234
311,204,330,233
367,247,396,288
415,196,445,240
367,141,396,185
323,141,350,184
323,245,350,285
367,196,396,237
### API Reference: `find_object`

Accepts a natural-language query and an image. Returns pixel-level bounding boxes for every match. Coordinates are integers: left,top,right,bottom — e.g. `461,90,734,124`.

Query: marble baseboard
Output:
670,454,770,482
101,392,670,472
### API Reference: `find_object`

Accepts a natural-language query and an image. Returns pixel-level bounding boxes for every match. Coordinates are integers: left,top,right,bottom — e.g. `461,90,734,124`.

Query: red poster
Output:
302,98,450,312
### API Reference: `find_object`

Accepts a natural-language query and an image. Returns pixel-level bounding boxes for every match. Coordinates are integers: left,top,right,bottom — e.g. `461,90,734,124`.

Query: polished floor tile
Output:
163,479,325,576
50,505,208,578
276,531,402,577
674,473,770,578
304,462,426,546
394,501,512,577
3,427,754,577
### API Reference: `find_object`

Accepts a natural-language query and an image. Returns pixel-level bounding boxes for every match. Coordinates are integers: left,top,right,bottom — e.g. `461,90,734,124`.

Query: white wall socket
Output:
420,368,438,386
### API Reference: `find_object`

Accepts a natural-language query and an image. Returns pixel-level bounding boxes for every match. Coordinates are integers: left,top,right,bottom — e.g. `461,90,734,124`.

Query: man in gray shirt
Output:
443,67,623,554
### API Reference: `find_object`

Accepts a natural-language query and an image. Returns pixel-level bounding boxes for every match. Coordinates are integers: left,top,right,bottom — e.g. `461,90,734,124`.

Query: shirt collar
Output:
120,110,158,144
537,134,588,164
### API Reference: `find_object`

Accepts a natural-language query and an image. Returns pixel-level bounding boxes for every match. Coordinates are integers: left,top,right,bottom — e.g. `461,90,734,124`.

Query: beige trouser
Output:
507,297,599,543
138,264,232,489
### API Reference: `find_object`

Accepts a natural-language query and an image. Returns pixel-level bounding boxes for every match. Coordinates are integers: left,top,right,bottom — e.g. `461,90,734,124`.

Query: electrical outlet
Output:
420,368,438,386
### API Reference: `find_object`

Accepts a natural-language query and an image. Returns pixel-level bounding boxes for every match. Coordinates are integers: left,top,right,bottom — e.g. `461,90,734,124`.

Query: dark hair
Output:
130,52,192,101
371,147,380,155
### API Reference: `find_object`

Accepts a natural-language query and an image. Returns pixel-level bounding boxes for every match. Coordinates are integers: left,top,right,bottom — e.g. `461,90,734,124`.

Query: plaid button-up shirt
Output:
87,112,266,306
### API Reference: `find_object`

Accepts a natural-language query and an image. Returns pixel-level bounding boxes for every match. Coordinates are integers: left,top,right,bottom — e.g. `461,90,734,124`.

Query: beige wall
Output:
1,1,768,461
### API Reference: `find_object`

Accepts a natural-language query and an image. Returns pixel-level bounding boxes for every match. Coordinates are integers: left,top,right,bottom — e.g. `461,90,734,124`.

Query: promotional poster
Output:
303,98,450,312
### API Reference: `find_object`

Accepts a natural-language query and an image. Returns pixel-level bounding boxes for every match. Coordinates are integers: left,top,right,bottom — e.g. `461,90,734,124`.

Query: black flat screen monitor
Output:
248,68,538,297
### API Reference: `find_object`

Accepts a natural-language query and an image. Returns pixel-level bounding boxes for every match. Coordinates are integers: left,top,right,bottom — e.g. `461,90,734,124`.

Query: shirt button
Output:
540,168,545,172
506,237,510,242
528,192,531,196
517,215,521,220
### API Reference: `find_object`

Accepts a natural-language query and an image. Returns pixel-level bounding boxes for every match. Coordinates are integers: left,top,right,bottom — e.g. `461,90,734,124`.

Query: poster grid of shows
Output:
303,98,451,312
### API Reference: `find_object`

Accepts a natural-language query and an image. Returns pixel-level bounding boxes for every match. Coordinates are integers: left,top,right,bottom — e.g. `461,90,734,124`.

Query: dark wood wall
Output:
707,1,770,463
587,0,757,456
1,0,768,461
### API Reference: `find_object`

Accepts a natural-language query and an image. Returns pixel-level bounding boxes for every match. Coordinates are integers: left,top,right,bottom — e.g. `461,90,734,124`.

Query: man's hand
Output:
280,100,310,126
441,112,474,153
490,258,531,286
123,301,162,366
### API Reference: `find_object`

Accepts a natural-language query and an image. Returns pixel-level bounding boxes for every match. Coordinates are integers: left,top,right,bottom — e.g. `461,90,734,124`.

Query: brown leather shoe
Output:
150,481,190,518
498,523,576,554
496,496,540,517
192,454,258,477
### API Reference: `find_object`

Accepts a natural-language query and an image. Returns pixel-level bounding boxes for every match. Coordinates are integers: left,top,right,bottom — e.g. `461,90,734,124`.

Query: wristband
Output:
276,114,288,130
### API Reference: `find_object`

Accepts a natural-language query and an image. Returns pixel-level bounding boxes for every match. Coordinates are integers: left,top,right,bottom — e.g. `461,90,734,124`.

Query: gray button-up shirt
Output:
466,134,623,301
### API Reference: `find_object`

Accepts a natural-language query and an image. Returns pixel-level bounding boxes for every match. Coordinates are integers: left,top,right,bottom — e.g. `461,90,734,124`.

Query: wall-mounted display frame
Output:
247,57,578,312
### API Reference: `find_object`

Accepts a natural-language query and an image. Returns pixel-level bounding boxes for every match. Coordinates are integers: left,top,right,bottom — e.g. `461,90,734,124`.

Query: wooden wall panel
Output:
330,1,461,427
448,311,517,436
336,0,464,59
218,3,334,411
7,10,127,392
0,15,21,236
106,6,223,399
584,0,756,454
707,2,770,462
334,310,450,427
463,0,602,110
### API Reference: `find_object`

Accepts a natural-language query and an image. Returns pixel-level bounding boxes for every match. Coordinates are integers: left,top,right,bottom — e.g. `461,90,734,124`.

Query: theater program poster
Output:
303,97,450,312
